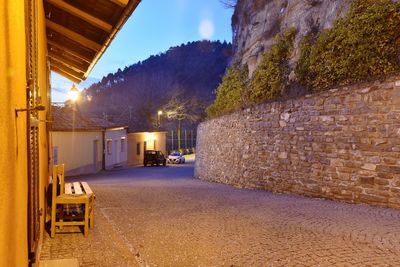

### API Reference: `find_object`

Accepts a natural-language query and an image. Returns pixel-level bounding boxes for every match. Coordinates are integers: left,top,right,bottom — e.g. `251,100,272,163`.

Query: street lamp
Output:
67,84,80,102
157,110,163,128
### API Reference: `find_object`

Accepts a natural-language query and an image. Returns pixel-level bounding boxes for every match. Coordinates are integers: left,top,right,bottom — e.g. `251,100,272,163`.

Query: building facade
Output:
105,128,128,170
128,132,167,166
51,107,128,176
0,1,140,265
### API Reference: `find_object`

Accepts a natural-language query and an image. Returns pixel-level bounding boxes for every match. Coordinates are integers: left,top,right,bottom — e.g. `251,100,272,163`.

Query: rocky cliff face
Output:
232,0,352,75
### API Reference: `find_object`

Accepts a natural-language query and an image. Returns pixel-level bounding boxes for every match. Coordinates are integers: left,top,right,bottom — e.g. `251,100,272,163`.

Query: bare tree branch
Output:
162,90,201,123
220,0,237,9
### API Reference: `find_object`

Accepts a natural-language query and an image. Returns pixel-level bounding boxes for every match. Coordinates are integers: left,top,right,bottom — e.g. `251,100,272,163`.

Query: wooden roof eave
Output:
51,68,82,83
48,40,93,63
46,0,113,32
50,58,85,77
46,20,103,52
48,52,89,73
82,0,141,80
46,0,141,83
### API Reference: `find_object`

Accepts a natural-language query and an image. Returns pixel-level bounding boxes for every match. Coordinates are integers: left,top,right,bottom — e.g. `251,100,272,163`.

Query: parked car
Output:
144,150,166,166
167,152,185,164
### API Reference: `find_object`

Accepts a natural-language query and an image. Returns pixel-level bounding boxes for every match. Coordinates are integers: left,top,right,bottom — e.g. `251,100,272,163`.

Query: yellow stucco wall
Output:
128,132,167,165
52,131,103,175
0,1,49,265
0,1,28,266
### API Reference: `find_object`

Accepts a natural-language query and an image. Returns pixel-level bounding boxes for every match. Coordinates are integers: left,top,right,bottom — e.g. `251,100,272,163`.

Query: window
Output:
136,142,141,155
107,140,112,155
121,138,125,153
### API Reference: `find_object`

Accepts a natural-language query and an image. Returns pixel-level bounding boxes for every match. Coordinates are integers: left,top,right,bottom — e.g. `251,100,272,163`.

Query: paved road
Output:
40,159,400,266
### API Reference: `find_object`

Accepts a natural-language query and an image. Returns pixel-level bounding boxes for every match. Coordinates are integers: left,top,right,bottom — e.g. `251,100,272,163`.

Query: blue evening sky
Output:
52,0,234,102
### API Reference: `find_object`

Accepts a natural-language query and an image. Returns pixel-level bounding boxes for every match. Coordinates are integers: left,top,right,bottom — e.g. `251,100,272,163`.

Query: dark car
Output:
144,150,167,166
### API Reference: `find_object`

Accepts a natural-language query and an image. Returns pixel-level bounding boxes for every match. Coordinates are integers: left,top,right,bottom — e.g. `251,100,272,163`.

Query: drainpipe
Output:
102,130,106,170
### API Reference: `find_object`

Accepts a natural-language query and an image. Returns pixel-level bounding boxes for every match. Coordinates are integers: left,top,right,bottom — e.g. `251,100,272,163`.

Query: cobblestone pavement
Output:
40,159,400,266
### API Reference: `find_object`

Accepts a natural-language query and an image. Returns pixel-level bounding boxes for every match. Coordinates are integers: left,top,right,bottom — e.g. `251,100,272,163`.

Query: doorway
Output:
114,140,119,164
93,140,98,172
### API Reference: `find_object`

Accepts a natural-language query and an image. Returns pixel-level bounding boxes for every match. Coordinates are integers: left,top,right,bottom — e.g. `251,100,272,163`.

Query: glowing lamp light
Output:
158,110,163,116
145,133,156,142
68,84,80,102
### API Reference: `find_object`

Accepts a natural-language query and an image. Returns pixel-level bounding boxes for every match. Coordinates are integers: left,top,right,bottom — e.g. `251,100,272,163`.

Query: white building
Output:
128,132,167,166
51,106,128,176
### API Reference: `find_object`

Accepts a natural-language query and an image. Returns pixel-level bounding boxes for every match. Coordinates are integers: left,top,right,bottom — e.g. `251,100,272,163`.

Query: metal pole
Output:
171,130,174,151
191,130,194,148
184,130,187,149
177,120,181,151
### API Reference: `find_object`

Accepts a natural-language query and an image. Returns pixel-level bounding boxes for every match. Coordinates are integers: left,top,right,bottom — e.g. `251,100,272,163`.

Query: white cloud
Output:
199,19,215,40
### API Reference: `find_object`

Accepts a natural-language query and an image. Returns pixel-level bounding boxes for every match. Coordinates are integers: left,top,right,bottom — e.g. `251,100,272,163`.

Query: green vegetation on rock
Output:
297,0,400,91
206,64,248,118
207,0,400,119
207,29,296,118
249,28,296,103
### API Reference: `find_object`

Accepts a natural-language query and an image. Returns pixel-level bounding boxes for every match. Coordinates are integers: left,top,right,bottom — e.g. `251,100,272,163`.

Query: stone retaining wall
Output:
195,77,400,209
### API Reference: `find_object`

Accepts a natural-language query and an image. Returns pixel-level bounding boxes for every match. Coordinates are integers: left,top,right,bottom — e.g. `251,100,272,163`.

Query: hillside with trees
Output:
78,40,232,132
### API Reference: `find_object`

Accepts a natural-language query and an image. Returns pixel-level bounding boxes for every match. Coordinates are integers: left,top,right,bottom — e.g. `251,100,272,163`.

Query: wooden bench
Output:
51,164,95,237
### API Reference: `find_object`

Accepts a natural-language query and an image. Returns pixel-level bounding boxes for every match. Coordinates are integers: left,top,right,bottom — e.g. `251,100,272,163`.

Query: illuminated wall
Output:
52,131,103,176
128,132,167,165
0,0,50,265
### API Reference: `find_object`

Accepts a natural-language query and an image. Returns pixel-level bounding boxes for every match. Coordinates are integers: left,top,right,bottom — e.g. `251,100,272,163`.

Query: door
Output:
93,140,98,172
114,140,119,164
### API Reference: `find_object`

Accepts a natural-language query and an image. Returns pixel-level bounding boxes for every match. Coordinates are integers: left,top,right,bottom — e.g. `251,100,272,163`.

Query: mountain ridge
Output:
79,40,232,132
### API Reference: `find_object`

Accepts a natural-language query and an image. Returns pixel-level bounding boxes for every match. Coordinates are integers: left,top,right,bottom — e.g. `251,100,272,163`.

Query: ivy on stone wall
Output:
207,0,400,119
207,29,296,118
206,64,249,118
297,0,400,91
249,28,296,103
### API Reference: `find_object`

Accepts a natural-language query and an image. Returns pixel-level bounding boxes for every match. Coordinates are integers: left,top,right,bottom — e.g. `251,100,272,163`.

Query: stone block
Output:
361,163,377,171
360,177,374,185
278,152,288,159
359,194,387,204
377,165,400,174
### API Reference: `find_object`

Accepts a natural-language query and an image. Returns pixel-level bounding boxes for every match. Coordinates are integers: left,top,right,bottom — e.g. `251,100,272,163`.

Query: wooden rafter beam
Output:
46,20,102,51
47,0,113,32
51,67,82,83
109,0,129,7
48,51,89,73
48,40,93,63
50,59,85,78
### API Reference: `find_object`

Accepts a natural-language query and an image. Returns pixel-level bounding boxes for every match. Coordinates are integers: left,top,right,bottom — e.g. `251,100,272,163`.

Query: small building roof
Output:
51,106,127,131
45,0,141,83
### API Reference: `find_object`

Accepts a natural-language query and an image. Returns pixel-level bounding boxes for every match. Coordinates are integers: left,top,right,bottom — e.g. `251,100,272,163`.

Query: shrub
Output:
249,28,296,103
206,64,248,118
297,0,400,91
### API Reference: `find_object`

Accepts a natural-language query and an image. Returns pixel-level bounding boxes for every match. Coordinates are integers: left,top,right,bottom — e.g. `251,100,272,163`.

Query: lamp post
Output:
157,110,163,129
67,84,80,103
